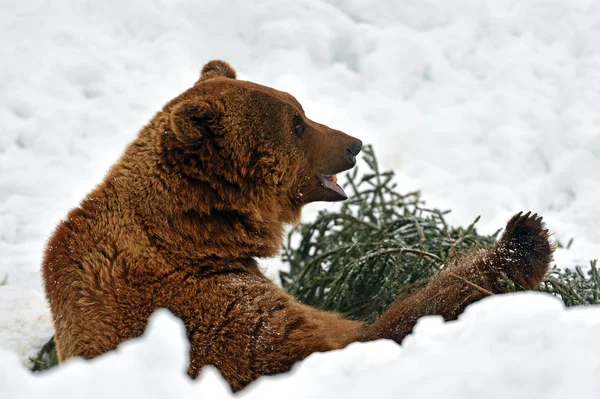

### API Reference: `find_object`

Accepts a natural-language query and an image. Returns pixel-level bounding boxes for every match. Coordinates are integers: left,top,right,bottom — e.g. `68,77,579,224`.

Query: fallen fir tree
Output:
31,145,599,371
280,145,600,322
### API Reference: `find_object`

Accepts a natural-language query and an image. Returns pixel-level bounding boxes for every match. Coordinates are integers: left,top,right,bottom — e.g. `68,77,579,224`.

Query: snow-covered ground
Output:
3,294,600,398
1,0,599,396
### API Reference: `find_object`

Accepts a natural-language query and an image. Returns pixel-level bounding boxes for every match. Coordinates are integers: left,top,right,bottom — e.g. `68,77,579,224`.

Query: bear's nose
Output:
349,139,363,156
346,139,363,164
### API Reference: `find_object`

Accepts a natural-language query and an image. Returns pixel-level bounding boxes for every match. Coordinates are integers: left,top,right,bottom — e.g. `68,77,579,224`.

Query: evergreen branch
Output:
447,272,495,297
281,145,598,322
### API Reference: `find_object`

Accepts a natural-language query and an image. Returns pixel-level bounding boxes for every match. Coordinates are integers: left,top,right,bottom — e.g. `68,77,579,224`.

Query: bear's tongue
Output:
318,174,347,198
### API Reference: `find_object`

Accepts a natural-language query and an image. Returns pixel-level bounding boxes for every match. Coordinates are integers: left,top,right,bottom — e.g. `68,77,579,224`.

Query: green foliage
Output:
540,261,600,306
29,336,57,372
281,145,600,320
280,145,499,322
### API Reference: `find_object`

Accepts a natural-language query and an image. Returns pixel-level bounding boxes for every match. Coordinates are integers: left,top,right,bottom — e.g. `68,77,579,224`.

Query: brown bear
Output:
42,60,553,391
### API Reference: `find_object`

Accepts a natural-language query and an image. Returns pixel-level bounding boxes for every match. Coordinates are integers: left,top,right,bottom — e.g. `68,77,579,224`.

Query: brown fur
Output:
42,61,553,391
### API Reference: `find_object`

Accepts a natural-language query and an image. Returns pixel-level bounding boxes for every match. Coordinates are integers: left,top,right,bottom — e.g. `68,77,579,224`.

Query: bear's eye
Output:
293,114,305,136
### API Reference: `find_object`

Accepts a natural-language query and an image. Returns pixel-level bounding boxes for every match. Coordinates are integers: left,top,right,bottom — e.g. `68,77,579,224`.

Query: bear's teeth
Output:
332,175,337,184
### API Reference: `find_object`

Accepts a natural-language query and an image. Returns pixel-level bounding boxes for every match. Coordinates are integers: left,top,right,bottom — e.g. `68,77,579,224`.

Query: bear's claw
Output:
495,211,554,289
501,211,552,247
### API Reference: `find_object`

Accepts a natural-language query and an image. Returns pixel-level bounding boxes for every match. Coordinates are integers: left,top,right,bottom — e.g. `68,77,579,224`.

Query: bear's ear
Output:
170,100,221,141
197,60,237,83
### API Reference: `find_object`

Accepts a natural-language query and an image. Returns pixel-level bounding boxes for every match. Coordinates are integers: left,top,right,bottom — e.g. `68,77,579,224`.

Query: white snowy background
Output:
1,0,599,397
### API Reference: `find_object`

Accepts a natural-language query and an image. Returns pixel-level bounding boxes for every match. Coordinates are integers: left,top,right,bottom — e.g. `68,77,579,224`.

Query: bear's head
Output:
161,60,362,224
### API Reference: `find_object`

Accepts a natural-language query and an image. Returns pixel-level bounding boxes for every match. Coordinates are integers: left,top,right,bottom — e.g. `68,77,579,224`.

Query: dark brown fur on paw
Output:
495,211,554,289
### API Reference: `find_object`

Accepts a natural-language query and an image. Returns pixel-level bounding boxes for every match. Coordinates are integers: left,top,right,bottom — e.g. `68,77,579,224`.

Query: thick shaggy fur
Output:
42,61,553,391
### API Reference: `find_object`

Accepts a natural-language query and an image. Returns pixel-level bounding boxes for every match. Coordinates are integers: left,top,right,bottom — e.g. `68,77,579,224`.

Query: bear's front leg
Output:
360,211,554,344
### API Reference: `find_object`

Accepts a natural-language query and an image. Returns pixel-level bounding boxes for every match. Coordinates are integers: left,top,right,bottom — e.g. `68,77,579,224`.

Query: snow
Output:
3,294,600,398
244,293,600,398
1,0,599,396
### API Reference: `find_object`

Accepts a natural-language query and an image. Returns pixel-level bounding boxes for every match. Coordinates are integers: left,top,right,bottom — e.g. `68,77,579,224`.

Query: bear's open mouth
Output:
317,174,347,199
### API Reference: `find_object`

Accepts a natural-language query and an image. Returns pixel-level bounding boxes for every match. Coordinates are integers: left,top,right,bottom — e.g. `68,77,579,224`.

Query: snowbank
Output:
2,294,600,398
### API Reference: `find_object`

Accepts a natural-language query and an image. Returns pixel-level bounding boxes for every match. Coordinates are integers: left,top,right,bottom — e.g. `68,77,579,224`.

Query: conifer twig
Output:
447,272,495,297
